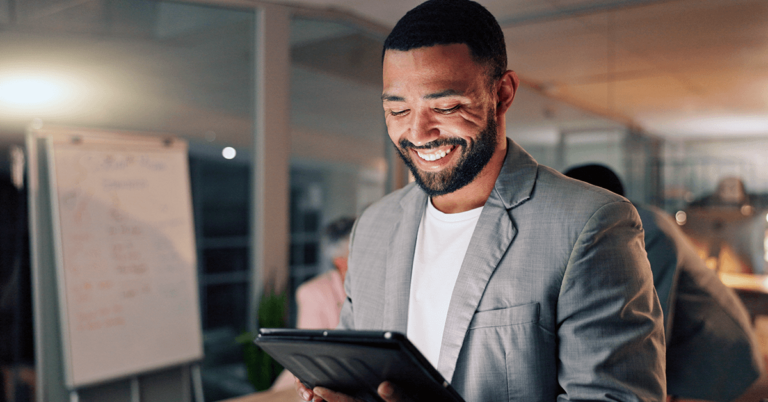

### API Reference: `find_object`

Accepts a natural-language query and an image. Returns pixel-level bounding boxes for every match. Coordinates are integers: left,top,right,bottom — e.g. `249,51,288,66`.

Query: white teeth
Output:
417,147,451,161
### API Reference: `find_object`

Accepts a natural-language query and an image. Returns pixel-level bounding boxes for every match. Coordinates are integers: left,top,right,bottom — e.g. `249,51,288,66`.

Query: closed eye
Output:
435,105,461,114
389,109,409,116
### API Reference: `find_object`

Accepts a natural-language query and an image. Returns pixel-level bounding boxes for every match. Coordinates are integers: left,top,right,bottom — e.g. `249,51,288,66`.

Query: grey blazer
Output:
339,139,666,401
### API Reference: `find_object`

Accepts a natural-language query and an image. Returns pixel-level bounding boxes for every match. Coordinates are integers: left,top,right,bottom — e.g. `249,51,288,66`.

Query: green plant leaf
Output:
239,290,287,391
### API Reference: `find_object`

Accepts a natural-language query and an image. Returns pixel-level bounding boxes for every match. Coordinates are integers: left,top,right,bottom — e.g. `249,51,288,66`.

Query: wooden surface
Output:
720,272,768,293
220,388,303,402
720,272,768,322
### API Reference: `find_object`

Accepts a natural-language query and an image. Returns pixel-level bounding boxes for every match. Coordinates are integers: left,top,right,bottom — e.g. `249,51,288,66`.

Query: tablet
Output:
255,329,465,402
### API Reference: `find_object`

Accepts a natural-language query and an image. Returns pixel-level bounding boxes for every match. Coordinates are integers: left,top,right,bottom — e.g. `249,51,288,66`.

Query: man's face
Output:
382,44,502,196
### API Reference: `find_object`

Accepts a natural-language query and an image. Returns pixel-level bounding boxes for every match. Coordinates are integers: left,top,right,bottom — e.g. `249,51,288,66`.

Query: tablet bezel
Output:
255,329,464,402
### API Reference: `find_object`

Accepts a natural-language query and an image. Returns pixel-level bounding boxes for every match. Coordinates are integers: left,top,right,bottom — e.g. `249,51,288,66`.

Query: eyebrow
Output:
424,89,462,99
381,94,404,102
381,89,463,102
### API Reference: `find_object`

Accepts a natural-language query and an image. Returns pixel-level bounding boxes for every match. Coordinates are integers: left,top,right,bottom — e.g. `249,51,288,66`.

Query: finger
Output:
294,377,314,401
377,381,405,402
313,386,358,402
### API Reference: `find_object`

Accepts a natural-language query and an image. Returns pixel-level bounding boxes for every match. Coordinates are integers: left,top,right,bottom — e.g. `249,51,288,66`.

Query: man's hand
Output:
294,377,319,401
294,378,409,402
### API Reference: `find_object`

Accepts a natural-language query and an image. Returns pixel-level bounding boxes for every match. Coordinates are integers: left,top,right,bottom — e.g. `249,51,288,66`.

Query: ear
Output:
333,256,348,281
495,70,519,118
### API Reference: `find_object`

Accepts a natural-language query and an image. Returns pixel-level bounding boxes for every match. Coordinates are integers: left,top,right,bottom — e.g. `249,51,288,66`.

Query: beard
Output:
394,111,498,197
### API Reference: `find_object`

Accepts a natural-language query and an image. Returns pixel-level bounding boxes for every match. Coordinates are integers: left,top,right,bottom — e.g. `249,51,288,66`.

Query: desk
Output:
720,272,768,293
220,388,302,402
719,272,768,321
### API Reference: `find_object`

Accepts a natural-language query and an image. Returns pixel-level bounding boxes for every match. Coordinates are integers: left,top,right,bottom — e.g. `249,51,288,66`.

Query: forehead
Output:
382,44,488,97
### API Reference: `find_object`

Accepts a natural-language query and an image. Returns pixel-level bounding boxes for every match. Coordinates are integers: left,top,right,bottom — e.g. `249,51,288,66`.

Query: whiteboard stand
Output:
64,365,202,402
130,377,141,402
191,363,204,402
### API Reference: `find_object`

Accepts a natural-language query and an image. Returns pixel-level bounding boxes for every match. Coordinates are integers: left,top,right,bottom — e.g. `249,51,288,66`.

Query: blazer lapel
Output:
382,185,427,332
436,192,517,381
436,139,538,381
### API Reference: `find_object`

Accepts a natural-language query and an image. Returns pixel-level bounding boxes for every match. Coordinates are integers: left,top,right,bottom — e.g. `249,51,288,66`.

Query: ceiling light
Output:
222,147,236,159
0,74,68,107
675,211,687,225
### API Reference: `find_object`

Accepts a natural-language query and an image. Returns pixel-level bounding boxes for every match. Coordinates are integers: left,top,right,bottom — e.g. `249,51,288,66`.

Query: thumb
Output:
378,381,407,402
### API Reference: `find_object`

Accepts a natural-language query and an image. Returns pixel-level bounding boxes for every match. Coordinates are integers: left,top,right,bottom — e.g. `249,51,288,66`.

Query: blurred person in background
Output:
565,164,765,402
689,176,750,209
685,176,767,275
0,172,34,401
294,216,354,330
269,216,355,391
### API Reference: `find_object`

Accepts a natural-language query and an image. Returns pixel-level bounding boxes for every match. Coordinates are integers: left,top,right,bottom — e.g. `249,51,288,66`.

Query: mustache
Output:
399,137,466,150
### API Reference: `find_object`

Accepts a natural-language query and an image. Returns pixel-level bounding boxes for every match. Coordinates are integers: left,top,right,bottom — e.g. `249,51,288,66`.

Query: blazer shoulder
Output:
524,165,635,222
539,165,627,204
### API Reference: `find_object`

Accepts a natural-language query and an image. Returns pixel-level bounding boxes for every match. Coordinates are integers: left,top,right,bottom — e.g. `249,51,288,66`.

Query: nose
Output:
407,107,439,147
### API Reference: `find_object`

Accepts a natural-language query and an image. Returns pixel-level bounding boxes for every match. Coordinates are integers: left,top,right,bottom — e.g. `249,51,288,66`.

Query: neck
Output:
430,138,507,214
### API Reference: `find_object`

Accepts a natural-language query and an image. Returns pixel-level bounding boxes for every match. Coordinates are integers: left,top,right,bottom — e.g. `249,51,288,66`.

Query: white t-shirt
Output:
406,199,483,368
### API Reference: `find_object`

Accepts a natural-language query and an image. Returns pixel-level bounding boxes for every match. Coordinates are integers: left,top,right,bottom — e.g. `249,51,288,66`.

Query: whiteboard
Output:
41,128,203,388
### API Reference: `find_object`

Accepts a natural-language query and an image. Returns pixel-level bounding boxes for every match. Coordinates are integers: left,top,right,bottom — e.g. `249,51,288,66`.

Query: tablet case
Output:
255,329,465,402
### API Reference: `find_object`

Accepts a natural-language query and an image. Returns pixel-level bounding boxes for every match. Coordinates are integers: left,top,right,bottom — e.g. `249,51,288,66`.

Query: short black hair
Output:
324,216,356,243
383,0,507,81
564,164,625,197
323,216,356,261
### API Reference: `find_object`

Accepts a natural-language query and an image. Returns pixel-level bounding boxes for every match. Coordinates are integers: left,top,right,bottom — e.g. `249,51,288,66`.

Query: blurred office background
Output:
1,0,767,400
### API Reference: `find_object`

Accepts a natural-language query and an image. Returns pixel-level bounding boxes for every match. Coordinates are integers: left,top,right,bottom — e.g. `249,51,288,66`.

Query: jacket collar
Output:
492,138,538,210
381,183,428,332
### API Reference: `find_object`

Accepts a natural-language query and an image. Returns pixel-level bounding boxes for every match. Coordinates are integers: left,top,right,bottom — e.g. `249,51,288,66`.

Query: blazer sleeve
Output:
336,217,359,331
557,201,666,401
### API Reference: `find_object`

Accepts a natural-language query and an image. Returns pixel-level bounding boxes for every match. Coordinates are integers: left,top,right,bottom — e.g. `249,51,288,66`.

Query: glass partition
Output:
288,16,387,326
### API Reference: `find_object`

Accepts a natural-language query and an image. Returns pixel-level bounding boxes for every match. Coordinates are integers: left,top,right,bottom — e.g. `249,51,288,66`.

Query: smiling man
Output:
297,0,665,401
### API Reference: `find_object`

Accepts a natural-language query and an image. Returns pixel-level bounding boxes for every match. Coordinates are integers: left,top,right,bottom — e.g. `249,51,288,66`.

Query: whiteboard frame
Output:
29,129,70,402
31,126,204,390
45,134,76,388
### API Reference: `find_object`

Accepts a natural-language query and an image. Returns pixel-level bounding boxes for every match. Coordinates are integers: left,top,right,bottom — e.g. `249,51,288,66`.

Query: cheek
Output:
440,114,486,138
385,118,407,144
458,105,490,125
387,130,400,145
